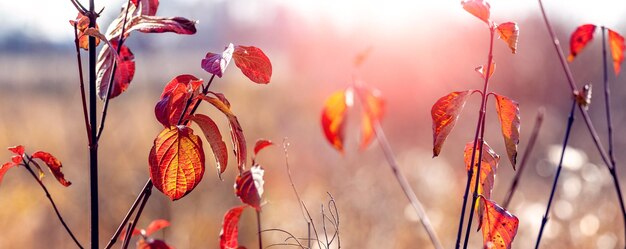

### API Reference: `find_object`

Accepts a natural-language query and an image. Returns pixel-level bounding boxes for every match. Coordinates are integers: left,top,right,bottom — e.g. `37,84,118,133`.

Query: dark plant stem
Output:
121,221,134,249
457,26,495,249
73,23,92,146
537,0,626,242
354,86,442,249
106,74,216,248
256,210,263,249
535,100,576,249
96,0,133,141
22,156,84,249
503,108,545,209
122,187,151,249
88,0,99,247
601,26,617,172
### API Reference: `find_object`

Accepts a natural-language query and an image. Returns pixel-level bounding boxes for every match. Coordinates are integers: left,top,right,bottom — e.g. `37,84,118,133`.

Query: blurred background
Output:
1,0,626,248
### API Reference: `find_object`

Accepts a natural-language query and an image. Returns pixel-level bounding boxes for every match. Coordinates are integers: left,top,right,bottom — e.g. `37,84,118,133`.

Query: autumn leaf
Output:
431,90,473,157
31,151,71,187
232,45,272,84
126,16,197,35
475,61,496,80
201,43,235,77
132,0,159,16
0,162,17,187
496,22,519,54
608,29,625,75
567,24,596,62
96,40,136,99
478,196,519,249
190,114,228,179
70,13,100,50
199,94,247,173
253,139,274,156
462,0,491,25
149,126,205,200
321,89,352,153
358,86,385,150
137,239,173,249
235,165,264,210
155,75,203,127
144,219,171,236
464,140,500,229
494,94,520,168
220,205,246,249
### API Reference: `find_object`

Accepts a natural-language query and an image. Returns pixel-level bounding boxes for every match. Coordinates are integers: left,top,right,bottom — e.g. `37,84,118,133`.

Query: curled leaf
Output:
96,40,136,99
220,205,246,249
494,94,520,168
253,139,274,156
567,24,596,62
190,114,228,179
131,0,159,16
479,196,519,249
358,86,385,150
235,165,264,210
608,29,625,75
496,22,519,54
145,219,171,236
70,13,100,50
431,90,473,157
127,16,197,35
31,151,71,187
461,0,491,25
8,145,24,157
464,141,500,229
0,162,18,187
149,126,205,200
321,89,352,153
201,43,234,77
155,75,203,127
233,45,272,84
475,60,496,79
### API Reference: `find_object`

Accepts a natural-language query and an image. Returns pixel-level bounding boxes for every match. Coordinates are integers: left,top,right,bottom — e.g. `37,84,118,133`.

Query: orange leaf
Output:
567,24,596,62
149,126,205,200
31,151,71,187
145,219,171,236
494,94,520,168
358,86,385,150
155,75,203,127
190,114,228,179
0,162,18,187
608,29,625,76
137,239,174,249
475,61,496,79
478,196,519,249
464,140,500,229
462,0,490,25
232,45,272,84
220,205,247,249
96,40,136,99
235,165,264,210
496,22,519,54
253,139,274,156
69,13,101,50
431,90,473,157
201,43,234,78
321,89,352,153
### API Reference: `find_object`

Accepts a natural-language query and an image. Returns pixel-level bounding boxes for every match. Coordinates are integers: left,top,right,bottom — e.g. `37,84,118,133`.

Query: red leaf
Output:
201,43,234,78
199,94,247,173
8,145,24,157
358,86,385,150
235,165,264,210
31,151,71,187
96,40,136,99
190,114,229,179
462,0,491,25
219,205,246,249
149,126,205,200
567,24,597,62
478,196,519,249
496,22,519,54
464,140,500,229
155,75,203,127
145,219,171,236
475,60,496,79
0,162,18,187
137,239,174,249
253,139,274,156
431,90,473,157
131,0,159,16
321,89,352,153
70,13,101,50
127,16,197,35
118,227,142,240
232,45,272,84
608,29,625,76
494,94,520,168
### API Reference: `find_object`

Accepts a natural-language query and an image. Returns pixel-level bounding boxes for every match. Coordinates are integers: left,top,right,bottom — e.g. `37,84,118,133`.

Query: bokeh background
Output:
1,0,626,248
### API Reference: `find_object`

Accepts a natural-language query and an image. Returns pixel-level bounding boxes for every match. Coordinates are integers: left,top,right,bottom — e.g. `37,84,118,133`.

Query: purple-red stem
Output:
73,23,92,146
87,0,99,247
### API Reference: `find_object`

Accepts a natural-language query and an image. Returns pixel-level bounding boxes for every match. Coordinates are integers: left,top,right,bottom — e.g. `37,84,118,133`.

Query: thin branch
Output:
70,0,88,14
73,23,92,146
121,221,134,249
503,108,544,209
257,210,263,249
601,26,617,172
282,139,314,249
87,0,100,246
104,180,152,249
535,100,576,248
122,184,152,249
22,156,84,249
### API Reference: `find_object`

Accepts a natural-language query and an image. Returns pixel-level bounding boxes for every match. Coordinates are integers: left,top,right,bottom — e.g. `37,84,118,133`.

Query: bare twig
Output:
257,210,263,249
73,23,92,146
70,0,88,14
22,156,84,249
601,26,617,174
122,184,152,249
503,108,545,209
121,221,134,249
